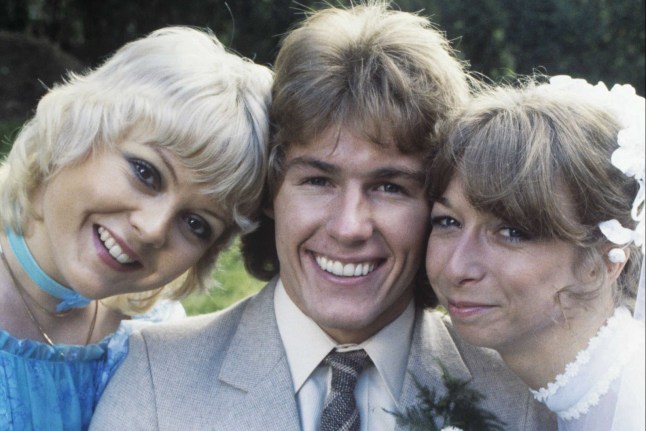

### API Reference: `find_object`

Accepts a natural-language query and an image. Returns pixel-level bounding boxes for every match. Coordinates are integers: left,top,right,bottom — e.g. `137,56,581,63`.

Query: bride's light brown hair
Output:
429,79,641,308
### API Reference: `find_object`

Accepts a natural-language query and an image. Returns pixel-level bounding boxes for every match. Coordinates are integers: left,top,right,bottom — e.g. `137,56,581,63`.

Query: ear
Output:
29,184,46,222
263,204,275,220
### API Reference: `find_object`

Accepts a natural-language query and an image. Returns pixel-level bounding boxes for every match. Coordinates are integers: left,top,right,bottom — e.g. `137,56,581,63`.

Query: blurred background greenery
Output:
1,0,644,314
181,240,264,315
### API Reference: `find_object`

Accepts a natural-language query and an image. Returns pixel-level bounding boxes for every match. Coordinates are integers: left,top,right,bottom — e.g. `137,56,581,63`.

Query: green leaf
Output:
390,359,506,431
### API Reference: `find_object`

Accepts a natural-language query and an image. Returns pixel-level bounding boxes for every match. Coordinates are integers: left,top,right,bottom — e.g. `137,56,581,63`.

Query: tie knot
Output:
324,349,372,393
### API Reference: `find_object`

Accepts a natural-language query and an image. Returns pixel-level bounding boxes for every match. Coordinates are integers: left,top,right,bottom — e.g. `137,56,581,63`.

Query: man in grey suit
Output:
91,2,556,430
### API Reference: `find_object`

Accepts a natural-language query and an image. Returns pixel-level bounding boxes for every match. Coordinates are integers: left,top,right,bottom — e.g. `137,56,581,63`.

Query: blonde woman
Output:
0,26,272,430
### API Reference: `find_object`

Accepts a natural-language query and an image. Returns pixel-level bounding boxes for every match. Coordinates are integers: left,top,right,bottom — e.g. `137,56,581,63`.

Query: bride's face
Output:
426,176,586,355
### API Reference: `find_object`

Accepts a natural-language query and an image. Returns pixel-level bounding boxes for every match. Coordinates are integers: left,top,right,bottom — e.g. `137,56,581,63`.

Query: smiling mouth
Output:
97,226,137,264
314,254,379,277
447,301,495,318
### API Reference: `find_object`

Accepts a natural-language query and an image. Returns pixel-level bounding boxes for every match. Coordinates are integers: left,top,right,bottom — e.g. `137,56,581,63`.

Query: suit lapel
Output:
395,308,472,430
218,279,301,430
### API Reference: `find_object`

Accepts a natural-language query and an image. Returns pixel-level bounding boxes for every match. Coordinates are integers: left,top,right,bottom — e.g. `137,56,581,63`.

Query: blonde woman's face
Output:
426,176,584,355
26,138,226,299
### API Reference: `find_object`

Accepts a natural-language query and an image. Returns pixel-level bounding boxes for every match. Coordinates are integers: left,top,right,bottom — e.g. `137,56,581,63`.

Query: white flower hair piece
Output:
547,75,645,321
547,75,645,253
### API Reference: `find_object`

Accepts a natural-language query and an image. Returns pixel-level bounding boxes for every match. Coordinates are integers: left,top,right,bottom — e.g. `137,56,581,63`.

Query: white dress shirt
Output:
274,280,415,431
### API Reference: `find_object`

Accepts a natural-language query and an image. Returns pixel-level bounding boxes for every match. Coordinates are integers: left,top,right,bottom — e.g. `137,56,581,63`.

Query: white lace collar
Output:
531,307,644,420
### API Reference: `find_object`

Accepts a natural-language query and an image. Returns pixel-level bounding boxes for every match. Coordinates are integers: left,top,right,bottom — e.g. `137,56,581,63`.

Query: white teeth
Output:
97,226,136,264
315,255,376,277
333,261,343,274
354,265,363,276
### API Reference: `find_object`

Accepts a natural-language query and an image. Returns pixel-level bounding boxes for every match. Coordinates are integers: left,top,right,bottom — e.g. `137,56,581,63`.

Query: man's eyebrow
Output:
370,167,426,185
284,156,340,175
286,157,426,185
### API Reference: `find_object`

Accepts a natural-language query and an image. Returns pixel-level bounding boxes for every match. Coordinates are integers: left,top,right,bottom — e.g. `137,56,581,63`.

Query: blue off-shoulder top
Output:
0,300,185,431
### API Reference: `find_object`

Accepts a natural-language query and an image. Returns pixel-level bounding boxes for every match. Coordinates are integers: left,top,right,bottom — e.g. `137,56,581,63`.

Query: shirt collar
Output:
274,279,415,401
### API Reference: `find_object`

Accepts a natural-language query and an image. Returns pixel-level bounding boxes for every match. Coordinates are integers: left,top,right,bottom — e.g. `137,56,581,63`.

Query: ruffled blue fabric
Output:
0,300,185,431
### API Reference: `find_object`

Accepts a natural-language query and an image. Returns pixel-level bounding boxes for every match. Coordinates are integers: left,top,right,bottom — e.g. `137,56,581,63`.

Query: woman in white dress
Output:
426,76,644,430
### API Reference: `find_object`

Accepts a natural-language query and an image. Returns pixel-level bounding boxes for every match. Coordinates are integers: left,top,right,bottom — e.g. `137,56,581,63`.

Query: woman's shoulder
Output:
105,299,186,347
125,292,262,357
133,299,187,323
1,327,107,362
0,328,110,431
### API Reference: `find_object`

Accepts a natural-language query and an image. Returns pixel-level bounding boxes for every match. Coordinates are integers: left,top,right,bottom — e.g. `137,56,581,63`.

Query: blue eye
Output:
377,183,403,194
430,216,459,229
303,177,330,187
499,226,530,243
129,158,161,190
183,214,212,240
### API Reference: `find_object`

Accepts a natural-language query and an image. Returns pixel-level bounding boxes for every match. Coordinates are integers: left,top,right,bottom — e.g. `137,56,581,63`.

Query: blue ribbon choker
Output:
6,228,92,312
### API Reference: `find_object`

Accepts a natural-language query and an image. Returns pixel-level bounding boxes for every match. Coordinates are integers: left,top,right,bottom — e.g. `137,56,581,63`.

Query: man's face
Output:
271,128,430,343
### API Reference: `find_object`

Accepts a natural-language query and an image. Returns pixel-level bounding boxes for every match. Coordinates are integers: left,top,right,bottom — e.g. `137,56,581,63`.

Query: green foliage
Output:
392,362,506,431
0,117,24,157
422,0,645,93
1,0,643,94
181,241,264,315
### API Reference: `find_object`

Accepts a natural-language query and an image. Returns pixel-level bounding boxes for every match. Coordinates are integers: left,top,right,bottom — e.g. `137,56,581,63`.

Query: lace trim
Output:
531,308,641,420
560,343,634,420
531,310,620,401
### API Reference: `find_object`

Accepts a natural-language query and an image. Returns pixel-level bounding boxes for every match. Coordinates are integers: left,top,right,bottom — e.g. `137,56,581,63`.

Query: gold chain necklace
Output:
4,269,74,318
0,241,98,346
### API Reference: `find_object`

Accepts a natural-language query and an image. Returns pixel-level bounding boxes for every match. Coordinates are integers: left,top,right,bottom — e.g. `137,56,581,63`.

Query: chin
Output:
452,326,493,349
317,309,375,331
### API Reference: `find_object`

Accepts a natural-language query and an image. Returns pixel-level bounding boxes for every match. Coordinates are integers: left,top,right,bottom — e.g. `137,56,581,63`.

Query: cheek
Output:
391,204,430,254
272,191,296,235
425,236,449,281
273,194,321,251
503,267,563,316
532,257,578,294
165,236,209,272
425,237,436,272
273,212,298,256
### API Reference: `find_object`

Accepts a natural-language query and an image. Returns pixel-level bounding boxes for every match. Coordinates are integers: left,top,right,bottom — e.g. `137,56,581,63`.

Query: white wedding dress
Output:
531,307,645,431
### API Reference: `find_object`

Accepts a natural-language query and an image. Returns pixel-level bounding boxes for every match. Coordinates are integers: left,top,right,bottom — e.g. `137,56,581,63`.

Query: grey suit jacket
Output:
91,279,555,430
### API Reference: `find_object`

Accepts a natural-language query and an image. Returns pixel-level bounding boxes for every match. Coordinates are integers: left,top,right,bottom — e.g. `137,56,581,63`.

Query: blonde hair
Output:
0,26,273,314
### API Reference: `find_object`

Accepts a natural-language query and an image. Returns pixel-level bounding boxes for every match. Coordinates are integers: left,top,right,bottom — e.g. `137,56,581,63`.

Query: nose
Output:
129,200,174,249
432,229,486,287
327,186,374,244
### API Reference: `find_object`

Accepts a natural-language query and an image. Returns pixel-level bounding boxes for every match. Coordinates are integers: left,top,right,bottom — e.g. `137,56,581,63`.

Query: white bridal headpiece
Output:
547,75,645,321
